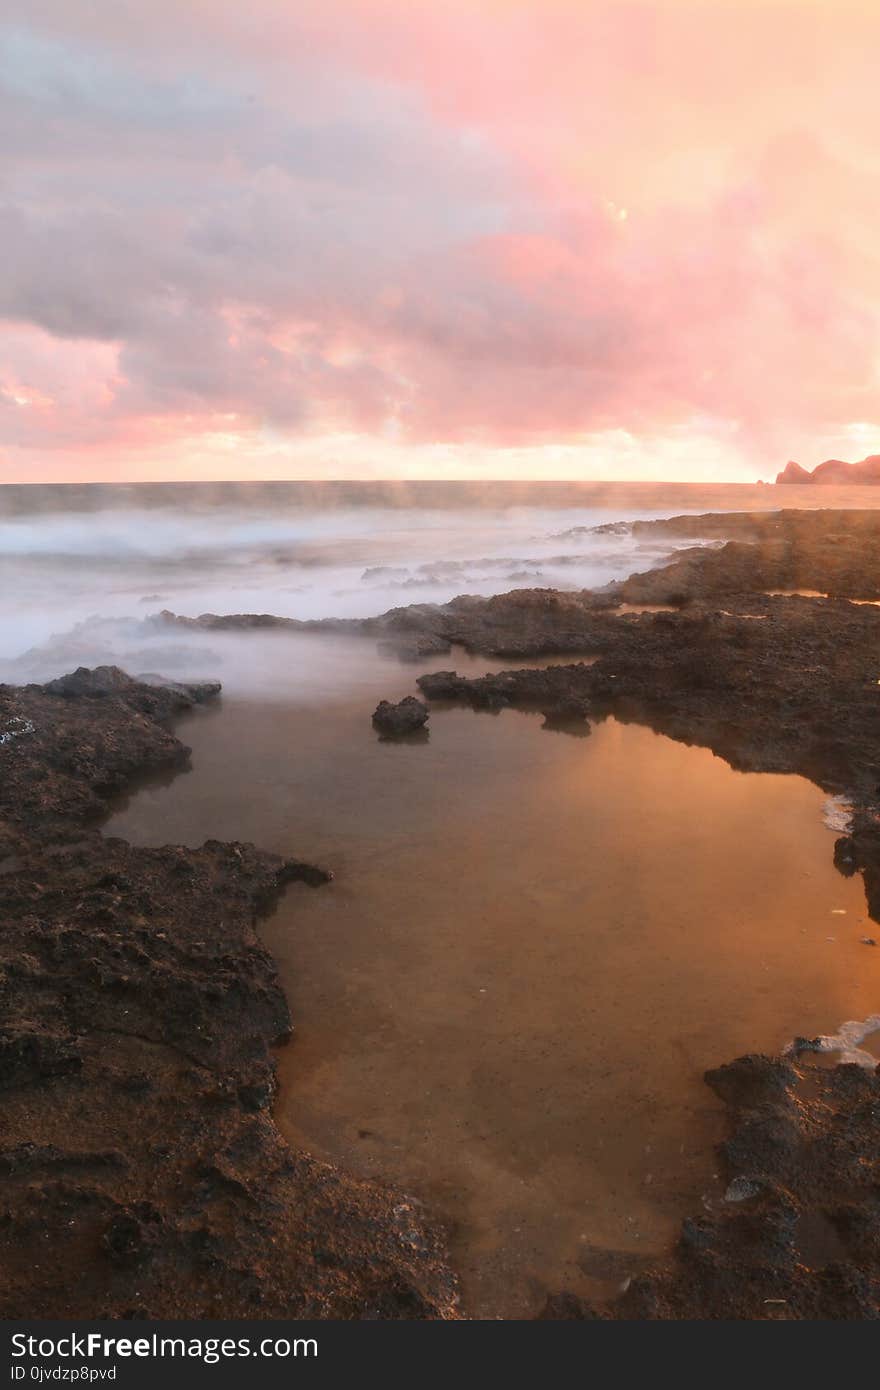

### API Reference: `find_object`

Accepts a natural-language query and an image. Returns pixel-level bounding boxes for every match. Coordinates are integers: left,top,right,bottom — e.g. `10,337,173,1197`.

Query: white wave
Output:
822,794,854,833
0,716,35,745
815,1014,880,1068
0,501,697,663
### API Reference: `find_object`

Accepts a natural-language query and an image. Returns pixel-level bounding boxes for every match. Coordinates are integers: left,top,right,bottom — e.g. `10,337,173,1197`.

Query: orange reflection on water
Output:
106,658,879,1317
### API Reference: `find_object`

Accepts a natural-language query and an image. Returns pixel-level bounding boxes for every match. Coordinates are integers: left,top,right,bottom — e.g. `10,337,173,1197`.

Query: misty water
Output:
4,477,876,678
7,482,880,1316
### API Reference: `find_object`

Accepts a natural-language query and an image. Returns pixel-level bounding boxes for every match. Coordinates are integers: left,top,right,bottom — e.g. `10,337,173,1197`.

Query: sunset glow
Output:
2,1,880,482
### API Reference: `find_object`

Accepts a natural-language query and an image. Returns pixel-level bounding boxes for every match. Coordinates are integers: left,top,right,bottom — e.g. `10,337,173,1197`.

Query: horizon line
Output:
0,475,778,488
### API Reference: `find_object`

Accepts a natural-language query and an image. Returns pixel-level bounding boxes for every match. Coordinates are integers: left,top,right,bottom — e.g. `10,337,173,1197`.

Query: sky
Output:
1,0,880,483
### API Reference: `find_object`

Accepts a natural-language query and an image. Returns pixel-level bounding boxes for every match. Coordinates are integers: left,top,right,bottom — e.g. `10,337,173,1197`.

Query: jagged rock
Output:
705,1054,798,1109
43,665,135,697
544,1049,880,1320
42,664,220,710
372,696,430,737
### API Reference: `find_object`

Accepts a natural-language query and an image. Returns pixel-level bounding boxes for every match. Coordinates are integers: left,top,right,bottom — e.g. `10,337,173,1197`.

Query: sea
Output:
7,478,880,1314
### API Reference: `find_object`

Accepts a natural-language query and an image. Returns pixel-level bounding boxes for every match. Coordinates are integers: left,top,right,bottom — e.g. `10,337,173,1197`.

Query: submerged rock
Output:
376,634,452,663
372,696,430,737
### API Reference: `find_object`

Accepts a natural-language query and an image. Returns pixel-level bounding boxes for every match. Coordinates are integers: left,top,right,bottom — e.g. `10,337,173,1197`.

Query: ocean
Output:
9,477,880,1314
4,478,878,680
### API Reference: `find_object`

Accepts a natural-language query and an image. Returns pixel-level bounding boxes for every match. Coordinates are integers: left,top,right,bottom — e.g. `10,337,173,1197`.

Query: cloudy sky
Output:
2,1,879,482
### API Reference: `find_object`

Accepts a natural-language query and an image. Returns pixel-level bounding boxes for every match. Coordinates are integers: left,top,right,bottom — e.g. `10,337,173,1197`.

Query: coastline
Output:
0,670,459,1319
3,506,880,1319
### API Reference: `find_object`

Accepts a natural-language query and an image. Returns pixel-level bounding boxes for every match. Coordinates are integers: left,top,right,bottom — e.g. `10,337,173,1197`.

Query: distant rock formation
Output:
776,454,880,484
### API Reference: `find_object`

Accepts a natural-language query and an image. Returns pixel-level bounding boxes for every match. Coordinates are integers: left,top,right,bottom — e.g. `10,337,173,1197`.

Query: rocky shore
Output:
541,1051,880,1319
406,511,880,1318
4,506,880,1320
0,668,458,1319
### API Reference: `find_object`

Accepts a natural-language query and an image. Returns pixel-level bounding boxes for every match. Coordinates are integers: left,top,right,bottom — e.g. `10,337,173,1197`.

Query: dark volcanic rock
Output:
614,509,880,602
157,511,880,661
543,694,592,719
544,1054,880,1320
831,811,880,923
154,587,613,662
0,669,458,1320
372,696,430,736
43,665,138,698
416,601,880,804
40,665,220,721
0,680,188,857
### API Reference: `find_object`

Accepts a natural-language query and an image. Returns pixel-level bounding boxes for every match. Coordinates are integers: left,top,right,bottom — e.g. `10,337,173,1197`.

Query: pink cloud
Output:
2,2,880,479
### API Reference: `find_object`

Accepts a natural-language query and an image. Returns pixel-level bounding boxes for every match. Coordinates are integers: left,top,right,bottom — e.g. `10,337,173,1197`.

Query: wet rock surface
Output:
404,513,880,814
0,671,458,1319
8,507,880,1319
612,508,880,603
152,590,614,661
152,510,880,659
416,598,880,804
372,696,430,737
541,1056,880,1319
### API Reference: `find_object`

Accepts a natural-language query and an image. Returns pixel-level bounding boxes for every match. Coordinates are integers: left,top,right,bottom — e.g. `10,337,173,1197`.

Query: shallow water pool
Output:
106,638,879,1316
